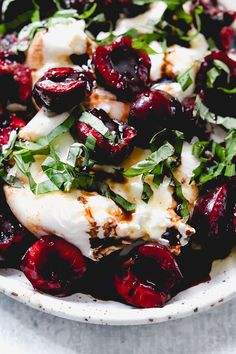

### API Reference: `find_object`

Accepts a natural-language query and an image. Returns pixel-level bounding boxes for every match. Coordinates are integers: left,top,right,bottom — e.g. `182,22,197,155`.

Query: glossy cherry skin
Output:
0,113,26,147
0,59,32,110
129,89,183,147
0,186,36,268
77,108,137,164
93,37,151,101
115,242,183,308
21,236,87,296
182,95,209,140
196,51,236,117
191,182,236,259
33,67,94,113
192,0,236,49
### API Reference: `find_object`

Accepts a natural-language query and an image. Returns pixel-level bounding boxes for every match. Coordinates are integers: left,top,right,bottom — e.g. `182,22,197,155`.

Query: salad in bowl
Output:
0,0,235,310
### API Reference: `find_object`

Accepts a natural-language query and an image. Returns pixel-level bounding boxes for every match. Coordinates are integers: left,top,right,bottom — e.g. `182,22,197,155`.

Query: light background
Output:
0,294,236,354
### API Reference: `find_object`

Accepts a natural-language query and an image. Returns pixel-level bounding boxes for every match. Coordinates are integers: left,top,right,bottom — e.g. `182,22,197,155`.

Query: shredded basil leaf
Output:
177,65,194,91
191,129,236,185
36,115,75,146
141,179,154,203
79,111,117,143
193,95,236,130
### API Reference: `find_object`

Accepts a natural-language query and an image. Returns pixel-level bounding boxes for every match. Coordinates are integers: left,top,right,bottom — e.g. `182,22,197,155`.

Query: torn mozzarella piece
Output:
114,2,167,35
26,20,92,82
149,41,164,81
164,33,208,77
19,109,70,141
5,142,197,260
151,81,191,102
84,87,130,122
151,33,208,99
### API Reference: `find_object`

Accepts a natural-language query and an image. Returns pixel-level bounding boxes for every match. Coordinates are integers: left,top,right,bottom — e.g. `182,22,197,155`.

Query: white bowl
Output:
0,247,236,325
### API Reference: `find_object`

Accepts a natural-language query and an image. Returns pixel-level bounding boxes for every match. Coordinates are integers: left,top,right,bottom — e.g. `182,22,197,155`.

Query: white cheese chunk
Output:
149,41,164,81
19,109,70,141
43,20,88,65
84,87,130,122
151,33,208,100
115,2,167,35
5,142,197,260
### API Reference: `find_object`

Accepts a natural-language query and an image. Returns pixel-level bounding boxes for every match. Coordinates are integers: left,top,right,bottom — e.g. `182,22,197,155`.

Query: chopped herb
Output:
141,178,153,203
85,134,96,151
36,114,75,146
193,95,236,130
79,3,97,19
124,142,175,177
124,130,190,220
177,65,194,91
191,129,236,185
172,174,190,221
79,111,118,143
206,59,230,88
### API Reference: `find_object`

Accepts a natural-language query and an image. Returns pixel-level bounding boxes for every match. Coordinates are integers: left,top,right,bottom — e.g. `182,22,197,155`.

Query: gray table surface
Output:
0,294,236,354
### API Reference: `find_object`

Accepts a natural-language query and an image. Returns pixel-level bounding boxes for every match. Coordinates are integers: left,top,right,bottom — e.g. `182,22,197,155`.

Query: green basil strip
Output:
193,95,236,130
28,173,59,195
36,115,75,146
85,134,96,151
141,179,154,203
66,143,85,167
172,174,190,222
124,142,175,177
94,181,136,211
79,111,117,143
177,65,194,91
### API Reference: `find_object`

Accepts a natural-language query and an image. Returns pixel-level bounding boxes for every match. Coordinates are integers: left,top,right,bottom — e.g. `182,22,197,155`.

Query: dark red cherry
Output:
115,242,183,308
196,51,236,117
175,243,212,290
192,0,236,48
77,108,137,164
0,214,27,254
191,183,235,259
0,60,32,109
0,195,36,268
93,37,151,100
0,113,26,147
128,89,183,147
220,26,236,50
21,236,87,295
182,95,209,140
33,67,94,113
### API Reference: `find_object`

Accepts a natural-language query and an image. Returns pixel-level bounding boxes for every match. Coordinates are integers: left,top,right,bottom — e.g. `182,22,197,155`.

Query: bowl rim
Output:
0,260,235,326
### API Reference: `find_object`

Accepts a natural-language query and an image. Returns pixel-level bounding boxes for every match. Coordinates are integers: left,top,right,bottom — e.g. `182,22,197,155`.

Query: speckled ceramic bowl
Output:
0,247,236,325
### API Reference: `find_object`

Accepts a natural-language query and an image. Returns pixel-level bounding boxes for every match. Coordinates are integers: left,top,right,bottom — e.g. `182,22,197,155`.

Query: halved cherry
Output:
129,89,183,147
77,108,137,164
21,236,87,295
93,37,151,100
191,182,235,259
115,242,183,308
0,59,32,106
0,192,36,267
182,95,209,140
196,51,236,117
192,0,236,49
33,67,94,113
0,113,26,147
